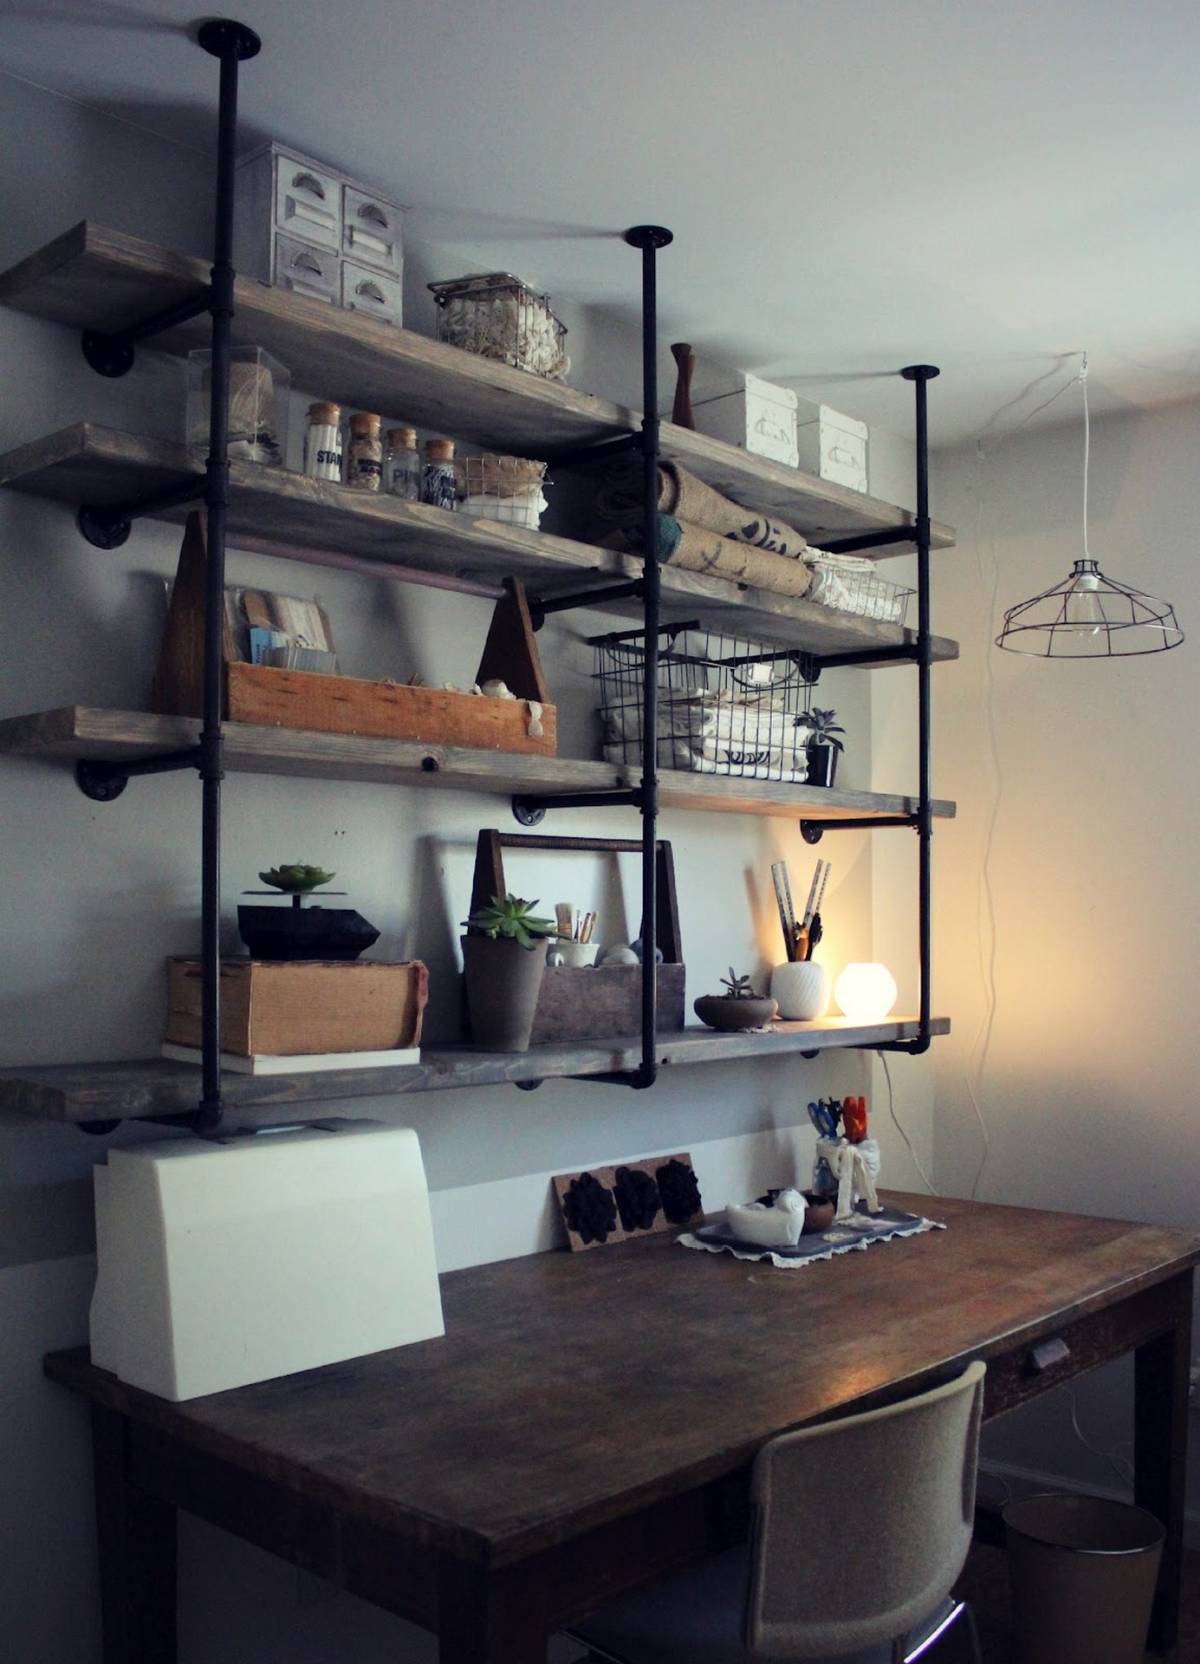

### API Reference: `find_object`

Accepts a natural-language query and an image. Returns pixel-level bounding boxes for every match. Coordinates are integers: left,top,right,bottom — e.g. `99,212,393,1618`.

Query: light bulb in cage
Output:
997,558,1184,658
1062,564,1105,637
996,354,1184,659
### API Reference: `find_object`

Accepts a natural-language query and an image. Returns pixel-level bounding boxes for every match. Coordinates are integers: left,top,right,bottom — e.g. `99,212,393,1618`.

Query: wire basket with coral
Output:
428,271,570,381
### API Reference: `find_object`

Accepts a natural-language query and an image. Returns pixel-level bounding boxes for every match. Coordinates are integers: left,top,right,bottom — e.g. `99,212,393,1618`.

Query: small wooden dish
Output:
801,1192,836,1234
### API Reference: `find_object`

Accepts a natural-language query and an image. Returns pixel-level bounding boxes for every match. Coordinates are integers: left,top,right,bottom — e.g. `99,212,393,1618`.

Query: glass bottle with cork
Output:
346,412,384,491
422,438,458,511
304,402,344,481
386,426,421,500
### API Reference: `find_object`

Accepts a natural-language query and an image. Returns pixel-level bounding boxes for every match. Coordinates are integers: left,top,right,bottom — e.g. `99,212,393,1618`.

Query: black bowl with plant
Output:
238,862,380,961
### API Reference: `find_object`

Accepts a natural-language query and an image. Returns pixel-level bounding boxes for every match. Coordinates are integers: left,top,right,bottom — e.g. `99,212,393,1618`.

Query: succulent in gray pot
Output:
694,969,778,1033
461,894,560,1052
804,707,845,788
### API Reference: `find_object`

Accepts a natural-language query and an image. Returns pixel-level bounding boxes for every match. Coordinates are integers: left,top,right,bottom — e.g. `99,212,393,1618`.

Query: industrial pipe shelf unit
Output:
67,19,262,1131
64,20,942,1130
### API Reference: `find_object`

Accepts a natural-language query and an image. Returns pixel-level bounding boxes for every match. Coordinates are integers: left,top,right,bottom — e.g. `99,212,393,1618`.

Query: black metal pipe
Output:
901,364,939,1053
121,288,213,345
585,620,699,647
81,289,212,380
801,815,918,841
530,579,643,626
819,526,918,556
77,477,206,548
624,226,672,1088
539,433,640,469
74,747,202,803
82,746,201,784
813,649,919,671
119,745,203,777
513,789,642,815
192,19,260,1132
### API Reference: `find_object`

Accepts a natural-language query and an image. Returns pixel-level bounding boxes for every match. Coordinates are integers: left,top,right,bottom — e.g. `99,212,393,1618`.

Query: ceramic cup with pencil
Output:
769,859,831,1020
549,903,599,968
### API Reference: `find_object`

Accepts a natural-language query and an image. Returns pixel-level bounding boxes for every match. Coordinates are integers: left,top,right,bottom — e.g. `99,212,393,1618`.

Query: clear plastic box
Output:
187,344,291,467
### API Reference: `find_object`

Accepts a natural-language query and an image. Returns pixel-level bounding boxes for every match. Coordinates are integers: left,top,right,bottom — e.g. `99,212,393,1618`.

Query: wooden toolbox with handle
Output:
468,830,685,1045
150,511,556,756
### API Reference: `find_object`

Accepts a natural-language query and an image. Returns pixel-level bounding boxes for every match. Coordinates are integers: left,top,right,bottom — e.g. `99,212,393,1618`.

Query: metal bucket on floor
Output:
1003,1493,1164,1664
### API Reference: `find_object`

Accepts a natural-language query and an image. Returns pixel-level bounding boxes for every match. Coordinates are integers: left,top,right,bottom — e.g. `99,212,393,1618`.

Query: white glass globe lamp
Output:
834,963,898,1024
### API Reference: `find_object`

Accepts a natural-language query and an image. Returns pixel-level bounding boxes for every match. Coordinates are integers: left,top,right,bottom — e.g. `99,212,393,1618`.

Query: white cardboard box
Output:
694,372,800,468
90,1121,443,1400
795,401,869,493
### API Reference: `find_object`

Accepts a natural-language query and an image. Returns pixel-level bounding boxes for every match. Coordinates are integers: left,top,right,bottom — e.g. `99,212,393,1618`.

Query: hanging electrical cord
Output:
880,1052,934,1192
1068,1386,1135,1486
1080,352,1092,561
962,353,1090,1199
965,443,999,1201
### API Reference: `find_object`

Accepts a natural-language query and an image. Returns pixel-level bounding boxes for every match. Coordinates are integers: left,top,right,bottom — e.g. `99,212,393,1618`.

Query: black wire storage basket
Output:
593,626,818,783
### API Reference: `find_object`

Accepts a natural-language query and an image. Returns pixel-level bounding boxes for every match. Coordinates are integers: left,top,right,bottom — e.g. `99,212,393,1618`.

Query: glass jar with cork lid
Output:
422,438,458,511
386,426,421,500
304,402,344,482
346,412,384,491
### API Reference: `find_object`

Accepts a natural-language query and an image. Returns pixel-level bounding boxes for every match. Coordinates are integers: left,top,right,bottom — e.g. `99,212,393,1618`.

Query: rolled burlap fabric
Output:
595,459,808,559
602,515,814,600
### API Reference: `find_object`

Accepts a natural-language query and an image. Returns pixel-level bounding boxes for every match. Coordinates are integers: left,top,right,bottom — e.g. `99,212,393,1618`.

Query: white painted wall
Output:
0,75,941,1662
932,398,1200,1524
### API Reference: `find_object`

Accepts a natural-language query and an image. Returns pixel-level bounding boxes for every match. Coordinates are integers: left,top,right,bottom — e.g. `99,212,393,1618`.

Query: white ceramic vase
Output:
770,960,829,1020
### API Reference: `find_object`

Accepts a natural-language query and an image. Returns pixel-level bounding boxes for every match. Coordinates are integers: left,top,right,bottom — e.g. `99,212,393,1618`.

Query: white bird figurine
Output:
725,1186,808,1247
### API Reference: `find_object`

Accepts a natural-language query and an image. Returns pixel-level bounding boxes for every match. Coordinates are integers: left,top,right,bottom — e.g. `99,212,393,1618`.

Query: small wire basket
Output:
807,551,914,624
428,272,570,382
593,625,818,782
456,453,549,528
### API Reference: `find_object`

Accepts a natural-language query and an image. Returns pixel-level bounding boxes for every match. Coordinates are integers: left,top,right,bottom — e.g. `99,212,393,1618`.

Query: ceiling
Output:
3,0,1198,443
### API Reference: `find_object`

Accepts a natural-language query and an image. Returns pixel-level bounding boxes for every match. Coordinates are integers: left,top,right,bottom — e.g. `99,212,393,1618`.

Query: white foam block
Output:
90,1122,444,1400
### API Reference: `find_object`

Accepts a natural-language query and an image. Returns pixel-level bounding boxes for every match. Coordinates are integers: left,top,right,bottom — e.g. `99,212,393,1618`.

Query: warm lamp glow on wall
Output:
834,963,898,1024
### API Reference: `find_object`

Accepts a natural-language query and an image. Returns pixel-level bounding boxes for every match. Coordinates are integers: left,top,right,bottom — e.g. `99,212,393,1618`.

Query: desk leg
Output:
437,1564,547,1664
1135,1277,1193,1657
91,1405,177,1664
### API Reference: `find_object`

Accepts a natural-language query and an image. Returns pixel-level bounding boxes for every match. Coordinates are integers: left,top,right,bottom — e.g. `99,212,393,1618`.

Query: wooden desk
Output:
45,1194,1198,1663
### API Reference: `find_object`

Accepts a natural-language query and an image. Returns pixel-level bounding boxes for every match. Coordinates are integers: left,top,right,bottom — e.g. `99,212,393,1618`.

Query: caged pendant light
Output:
995,354,1184,658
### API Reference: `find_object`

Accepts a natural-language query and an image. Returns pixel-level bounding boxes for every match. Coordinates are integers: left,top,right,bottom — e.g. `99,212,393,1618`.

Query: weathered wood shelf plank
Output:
0,424,959,663
0,222,955,556
0,1018,951,1125
0,706,957,825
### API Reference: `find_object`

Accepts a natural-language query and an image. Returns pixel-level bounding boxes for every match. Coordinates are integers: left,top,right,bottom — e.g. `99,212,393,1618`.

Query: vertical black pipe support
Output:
194,19,260,1130
624,226,673,1088
901,364,939,1052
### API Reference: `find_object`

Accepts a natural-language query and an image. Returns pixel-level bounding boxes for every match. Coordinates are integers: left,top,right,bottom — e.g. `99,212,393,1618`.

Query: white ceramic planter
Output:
770,960,829,1020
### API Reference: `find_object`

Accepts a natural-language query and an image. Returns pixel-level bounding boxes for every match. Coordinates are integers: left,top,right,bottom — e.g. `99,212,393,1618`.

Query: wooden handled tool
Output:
671,342,697,429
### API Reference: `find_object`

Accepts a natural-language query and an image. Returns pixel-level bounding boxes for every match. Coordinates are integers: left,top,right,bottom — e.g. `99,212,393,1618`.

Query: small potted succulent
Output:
238,864,380,961
804,707,845,788
461,893,560,1052
694,968,778,1033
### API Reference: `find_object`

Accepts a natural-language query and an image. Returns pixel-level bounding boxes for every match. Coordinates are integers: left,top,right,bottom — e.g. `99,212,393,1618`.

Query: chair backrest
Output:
744,1360,986,1658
